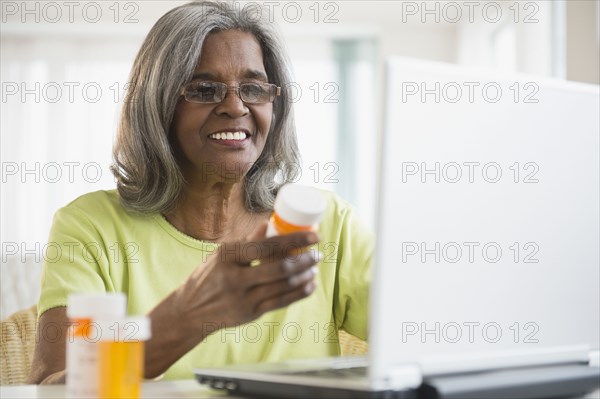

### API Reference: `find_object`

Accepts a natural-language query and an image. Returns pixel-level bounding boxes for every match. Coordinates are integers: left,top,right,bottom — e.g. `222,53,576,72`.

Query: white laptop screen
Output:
369,57,599,382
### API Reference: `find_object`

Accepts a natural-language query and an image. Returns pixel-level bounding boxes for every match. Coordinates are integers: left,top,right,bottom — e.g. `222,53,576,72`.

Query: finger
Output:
243,250,322,285
253,280,318,316
225,231,319,265
247,222,268,242
245,223,268,267
248,264,318,298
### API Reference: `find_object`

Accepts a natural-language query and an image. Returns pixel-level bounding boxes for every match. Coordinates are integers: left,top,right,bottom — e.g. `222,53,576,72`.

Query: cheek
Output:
172,103,190,137
257,105,274,136
173,103,210,139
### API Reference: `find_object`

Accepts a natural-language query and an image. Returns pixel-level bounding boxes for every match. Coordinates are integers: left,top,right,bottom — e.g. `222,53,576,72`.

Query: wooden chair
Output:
338,330,368,356
1,305,37,385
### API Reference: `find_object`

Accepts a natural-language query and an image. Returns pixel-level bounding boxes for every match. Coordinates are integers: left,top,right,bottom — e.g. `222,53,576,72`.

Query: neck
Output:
164,180,256,242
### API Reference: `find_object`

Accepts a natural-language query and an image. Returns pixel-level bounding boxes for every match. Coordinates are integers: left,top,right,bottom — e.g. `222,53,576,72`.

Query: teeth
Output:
209,131,247,141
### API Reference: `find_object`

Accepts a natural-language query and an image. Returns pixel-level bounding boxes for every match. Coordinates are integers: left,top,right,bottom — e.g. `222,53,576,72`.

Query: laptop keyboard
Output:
283,366,367,379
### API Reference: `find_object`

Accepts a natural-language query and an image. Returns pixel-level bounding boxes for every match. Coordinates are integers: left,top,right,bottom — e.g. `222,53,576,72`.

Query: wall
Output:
1,0,598,318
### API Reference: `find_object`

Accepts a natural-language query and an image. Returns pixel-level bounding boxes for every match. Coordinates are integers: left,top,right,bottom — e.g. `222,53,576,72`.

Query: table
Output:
0,380,237,399
2,380,599,398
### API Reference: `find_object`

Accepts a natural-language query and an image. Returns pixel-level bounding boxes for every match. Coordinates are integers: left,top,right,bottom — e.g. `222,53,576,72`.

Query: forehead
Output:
194,30,267,80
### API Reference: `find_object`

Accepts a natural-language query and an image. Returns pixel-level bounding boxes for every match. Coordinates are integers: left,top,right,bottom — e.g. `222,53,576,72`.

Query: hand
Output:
174,223,322,332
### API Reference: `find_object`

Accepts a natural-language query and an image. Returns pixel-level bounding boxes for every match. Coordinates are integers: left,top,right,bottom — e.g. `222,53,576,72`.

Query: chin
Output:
199,157,255,183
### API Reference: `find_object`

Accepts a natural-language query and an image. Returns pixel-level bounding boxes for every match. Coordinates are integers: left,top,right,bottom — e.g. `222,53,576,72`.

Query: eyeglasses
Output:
181,81,281,104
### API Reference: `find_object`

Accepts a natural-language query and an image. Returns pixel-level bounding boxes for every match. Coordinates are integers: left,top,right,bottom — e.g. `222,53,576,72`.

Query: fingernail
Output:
305,281,317,294
290,268,310,287
311,266,319,276
312,251,323,263
306,232,318,244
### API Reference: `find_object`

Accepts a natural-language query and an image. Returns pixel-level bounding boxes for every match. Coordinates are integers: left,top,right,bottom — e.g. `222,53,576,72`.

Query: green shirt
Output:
38,189,373,380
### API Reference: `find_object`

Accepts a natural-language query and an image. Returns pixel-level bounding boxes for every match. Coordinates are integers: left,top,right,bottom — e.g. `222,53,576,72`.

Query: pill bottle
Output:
95,316,152,399
66,293,126,398
266,183,327,237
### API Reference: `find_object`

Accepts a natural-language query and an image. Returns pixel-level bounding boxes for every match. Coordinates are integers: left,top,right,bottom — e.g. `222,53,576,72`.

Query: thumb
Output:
247,221,268,242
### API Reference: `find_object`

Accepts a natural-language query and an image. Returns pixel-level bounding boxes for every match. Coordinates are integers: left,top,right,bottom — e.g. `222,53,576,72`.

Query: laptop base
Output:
196,363,600,399
424,363,600,399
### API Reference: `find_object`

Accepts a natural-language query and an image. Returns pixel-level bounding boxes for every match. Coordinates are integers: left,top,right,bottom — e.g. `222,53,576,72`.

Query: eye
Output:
188,82,221,102
240,83,266,103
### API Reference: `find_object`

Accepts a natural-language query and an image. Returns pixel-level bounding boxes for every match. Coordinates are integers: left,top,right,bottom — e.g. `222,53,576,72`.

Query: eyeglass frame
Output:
180,80,282,104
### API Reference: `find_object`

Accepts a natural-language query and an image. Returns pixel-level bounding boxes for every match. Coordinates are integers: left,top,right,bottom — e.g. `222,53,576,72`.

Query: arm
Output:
28,307,68,384
143,227,322,378
332,202,374,341
30,227,322,382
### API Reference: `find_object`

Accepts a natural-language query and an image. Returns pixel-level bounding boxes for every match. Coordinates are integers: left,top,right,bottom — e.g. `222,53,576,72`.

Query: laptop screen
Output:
370,57,600,381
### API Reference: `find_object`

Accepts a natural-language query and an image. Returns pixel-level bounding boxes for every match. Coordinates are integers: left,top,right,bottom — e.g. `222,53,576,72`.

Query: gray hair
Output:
111,0,300,214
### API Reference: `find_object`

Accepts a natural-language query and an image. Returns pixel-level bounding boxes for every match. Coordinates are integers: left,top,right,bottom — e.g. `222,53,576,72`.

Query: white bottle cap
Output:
94,316,152,341
274,184,327,227
67,293,127,319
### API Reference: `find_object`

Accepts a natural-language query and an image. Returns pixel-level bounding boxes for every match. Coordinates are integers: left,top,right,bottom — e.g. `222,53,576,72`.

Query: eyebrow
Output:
191,69,268,81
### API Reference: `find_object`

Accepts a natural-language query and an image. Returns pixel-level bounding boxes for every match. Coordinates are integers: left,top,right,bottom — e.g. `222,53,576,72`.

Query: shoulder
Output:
319,189,355,220
63,189,120,212
53,189,149,228
318,189,372,242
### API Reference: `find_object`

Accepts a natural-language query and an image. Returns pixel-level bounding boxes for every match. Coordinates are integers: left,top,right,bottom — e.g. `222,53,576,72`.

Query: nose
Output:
214,87,249,119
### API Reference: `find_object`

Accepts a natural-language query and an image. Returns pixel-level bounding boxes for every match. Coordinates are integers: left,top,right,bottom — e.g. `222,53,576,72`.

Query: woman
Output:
29,1,372,383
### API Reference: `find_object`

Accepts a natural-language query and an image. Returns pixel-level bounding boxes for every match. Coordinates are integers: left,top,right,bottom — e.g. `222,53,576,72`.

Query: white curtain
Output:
1,30,353,318
1,35,139,317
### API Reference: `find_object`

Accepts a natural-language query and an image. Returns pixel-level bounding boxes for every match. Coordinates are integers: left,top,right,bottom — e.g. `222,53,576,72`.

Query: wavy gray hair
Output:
111,0,300,214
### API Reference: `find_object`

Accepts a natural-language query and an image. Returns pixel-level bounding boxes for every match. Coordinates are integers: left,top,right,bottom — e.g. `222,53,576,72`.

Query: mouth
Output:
208,129,251,141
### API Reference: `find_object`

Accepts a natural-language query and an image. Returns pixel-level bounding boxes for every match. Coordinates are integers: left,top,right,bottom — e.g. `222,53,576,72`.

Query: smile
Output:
209,131,248,141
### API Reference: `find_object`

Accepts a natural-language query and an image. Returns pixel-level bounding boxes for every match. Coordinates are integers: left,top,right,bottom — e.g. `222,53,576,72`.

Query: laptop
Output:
194,58,600,398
